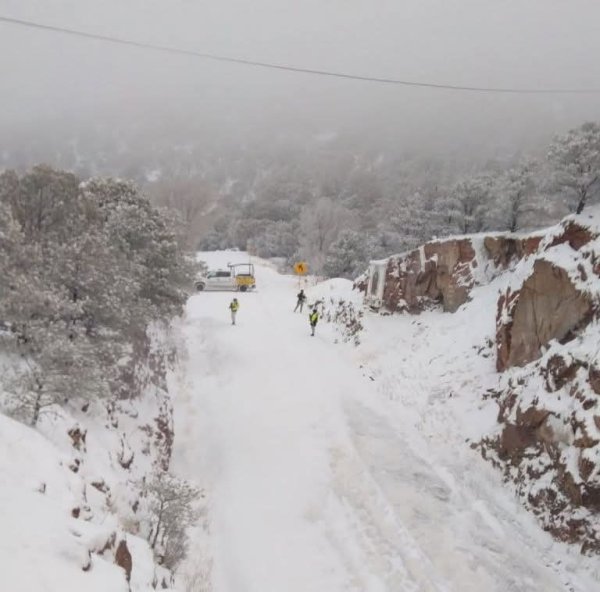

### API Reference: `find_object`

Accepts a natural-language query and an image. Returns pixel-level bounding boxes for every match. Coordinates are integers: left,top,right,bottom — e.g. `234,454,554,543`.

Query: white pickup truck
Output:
195,263,256,292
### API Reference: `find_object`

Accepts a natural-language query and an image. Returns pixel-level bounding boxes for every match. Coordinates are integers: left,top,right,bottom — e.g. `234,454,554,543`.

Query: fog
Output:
2,0,600,161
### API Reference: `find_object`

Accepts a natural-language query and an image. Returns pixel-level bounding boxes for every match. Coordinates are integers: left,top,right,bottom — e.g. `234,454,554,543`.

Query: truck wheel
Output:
239,285,248,292
196,283,205,291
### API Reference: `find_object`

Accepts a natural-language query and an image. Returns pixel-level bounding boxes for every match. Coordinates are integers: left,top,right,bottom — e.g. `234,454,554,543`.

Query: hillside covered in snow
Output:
0,167,200,591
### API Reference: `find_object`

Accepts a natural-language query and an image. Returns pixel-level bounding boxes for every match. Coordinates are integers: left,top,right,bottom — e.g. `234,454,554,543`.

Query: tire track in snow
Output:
343,398,576,592
325,440,451,592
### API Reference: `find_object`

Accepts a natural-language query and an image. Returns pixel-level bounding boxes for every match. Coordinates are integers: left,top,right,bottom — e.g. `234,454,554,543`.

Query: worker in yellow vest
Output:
309,307,319,336
229,298,239,325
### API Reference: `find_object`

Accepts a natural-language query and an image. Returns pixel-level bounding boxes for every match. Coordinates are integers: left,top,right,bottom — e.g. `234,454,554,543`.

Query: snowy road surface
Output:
172,253,597,592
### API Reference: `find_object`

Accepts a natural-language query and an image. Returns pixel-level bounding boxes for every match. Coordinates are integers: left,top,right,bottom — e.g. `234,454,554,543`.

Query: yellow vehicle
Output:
229,263,256,292
195,262,256,292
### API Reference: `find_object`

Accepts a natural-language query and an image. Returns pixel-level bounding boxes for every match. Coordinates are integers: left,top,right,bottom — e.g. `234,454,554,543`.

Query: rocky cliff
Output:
481,216,600,553
364,210,600,554
367,233,541,314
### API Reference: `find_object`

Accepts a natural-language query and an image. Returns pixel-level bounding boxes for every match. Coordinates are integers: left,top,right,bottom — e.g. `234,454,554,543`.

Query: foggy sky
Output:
2,0,600,158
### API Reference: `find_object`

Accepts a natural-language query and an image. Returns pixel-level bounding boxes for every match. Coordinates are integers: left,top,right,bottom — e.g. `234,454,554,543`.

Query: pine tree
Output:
436,174,494,234
548,122,600,214
323,229,368,278
0,168,196,424
486,161,545,232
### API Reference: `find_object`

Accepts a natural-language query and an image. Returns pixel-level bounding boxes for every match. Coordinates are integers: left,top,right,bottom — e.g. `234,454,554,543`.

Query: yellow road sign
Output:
294,261,308,275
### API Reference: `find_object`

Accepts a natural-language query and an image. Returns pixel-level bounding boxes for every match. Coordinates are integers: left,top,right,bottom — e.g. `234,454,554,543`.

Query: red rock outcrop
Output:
381,238,478,313
549,220,595,251
495,288,520,372
479,214,600,553
496,260,593,371
372,233,540,315
115,539,133,583
479,349,600,552
483,235,542,267
67,426,87,451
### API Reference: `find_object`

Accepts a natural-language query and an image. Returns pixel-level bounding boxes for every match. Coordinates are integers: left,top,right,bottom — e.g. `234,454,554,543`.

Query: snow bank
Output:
305,277,361,306
0,323,179,590
0,413,129,591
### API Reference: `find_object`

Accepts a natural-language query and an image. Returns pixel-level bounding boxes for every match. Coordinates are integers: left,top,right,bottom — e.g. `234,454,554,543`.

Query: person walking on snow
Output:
309,307,319,336
294,289,307,312
229,298,239,325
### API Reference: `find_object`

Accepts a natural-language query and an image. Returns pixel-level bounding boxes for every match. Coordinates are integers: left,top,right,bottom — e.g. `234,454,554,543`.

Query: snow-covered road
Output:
172,253,596,592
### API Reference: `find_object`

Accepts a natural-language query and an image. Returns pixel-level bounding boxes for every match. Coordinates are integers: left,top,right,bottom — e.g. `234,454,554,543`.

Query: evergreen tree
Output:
436,174,494,234
0,168,196,425
486,161,544,232
323,230,368,279
548,122,600,214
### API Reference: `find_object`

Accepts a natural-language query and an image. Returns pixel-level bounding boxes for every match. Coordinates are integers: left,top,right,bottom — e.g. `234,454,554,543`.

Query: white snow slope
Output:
172,252,599,592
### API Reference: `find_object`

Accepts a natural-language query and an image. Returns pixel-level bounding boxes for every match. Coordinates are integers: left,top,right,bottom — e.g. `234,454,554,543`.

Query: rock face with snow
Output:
496,219,599,372
481,348,600,553
480,214,600,554
376,238,477,313
366,233,540,314
496,260,593,371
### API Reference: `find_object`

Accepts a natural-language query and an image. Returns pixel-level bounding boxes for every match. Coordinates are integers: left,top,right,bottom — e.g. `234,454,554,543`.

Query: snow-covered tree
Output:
386,190,441,251
297,197,355,273
436,174,494,234
548,122,600,214
143,473,202,570
0,202,21,291
148,176,215,251
0,168,196,424
364,224,406,259
0,165,80,242
247,220,299,260
487,161,545,231
83,178,194,320
322,229,368,279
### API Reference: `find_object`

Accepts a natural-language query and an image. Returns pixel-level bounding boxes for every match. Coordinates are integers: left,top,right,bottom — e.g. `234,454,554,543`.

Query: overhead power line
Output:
2,14,600,95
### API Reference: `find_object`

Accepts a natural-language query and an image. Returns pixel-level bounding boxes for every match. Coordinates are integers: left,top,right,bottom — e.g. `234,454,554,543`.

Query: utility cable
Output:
2,15,600,95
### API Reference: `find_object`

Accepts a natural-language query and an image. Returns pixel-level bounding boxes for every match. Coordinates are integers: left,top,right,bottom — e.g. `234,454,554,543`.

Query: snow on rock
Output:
477,210,600,554
495,259,593,371
479,331,600,552
364,232,542,314
496,212,600,372
0,412,128,591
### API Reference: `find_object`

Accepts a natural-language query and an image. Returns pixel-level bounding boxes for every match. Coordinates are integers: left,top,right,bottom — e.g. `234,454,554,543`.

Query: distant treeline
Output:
188,122,600,277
